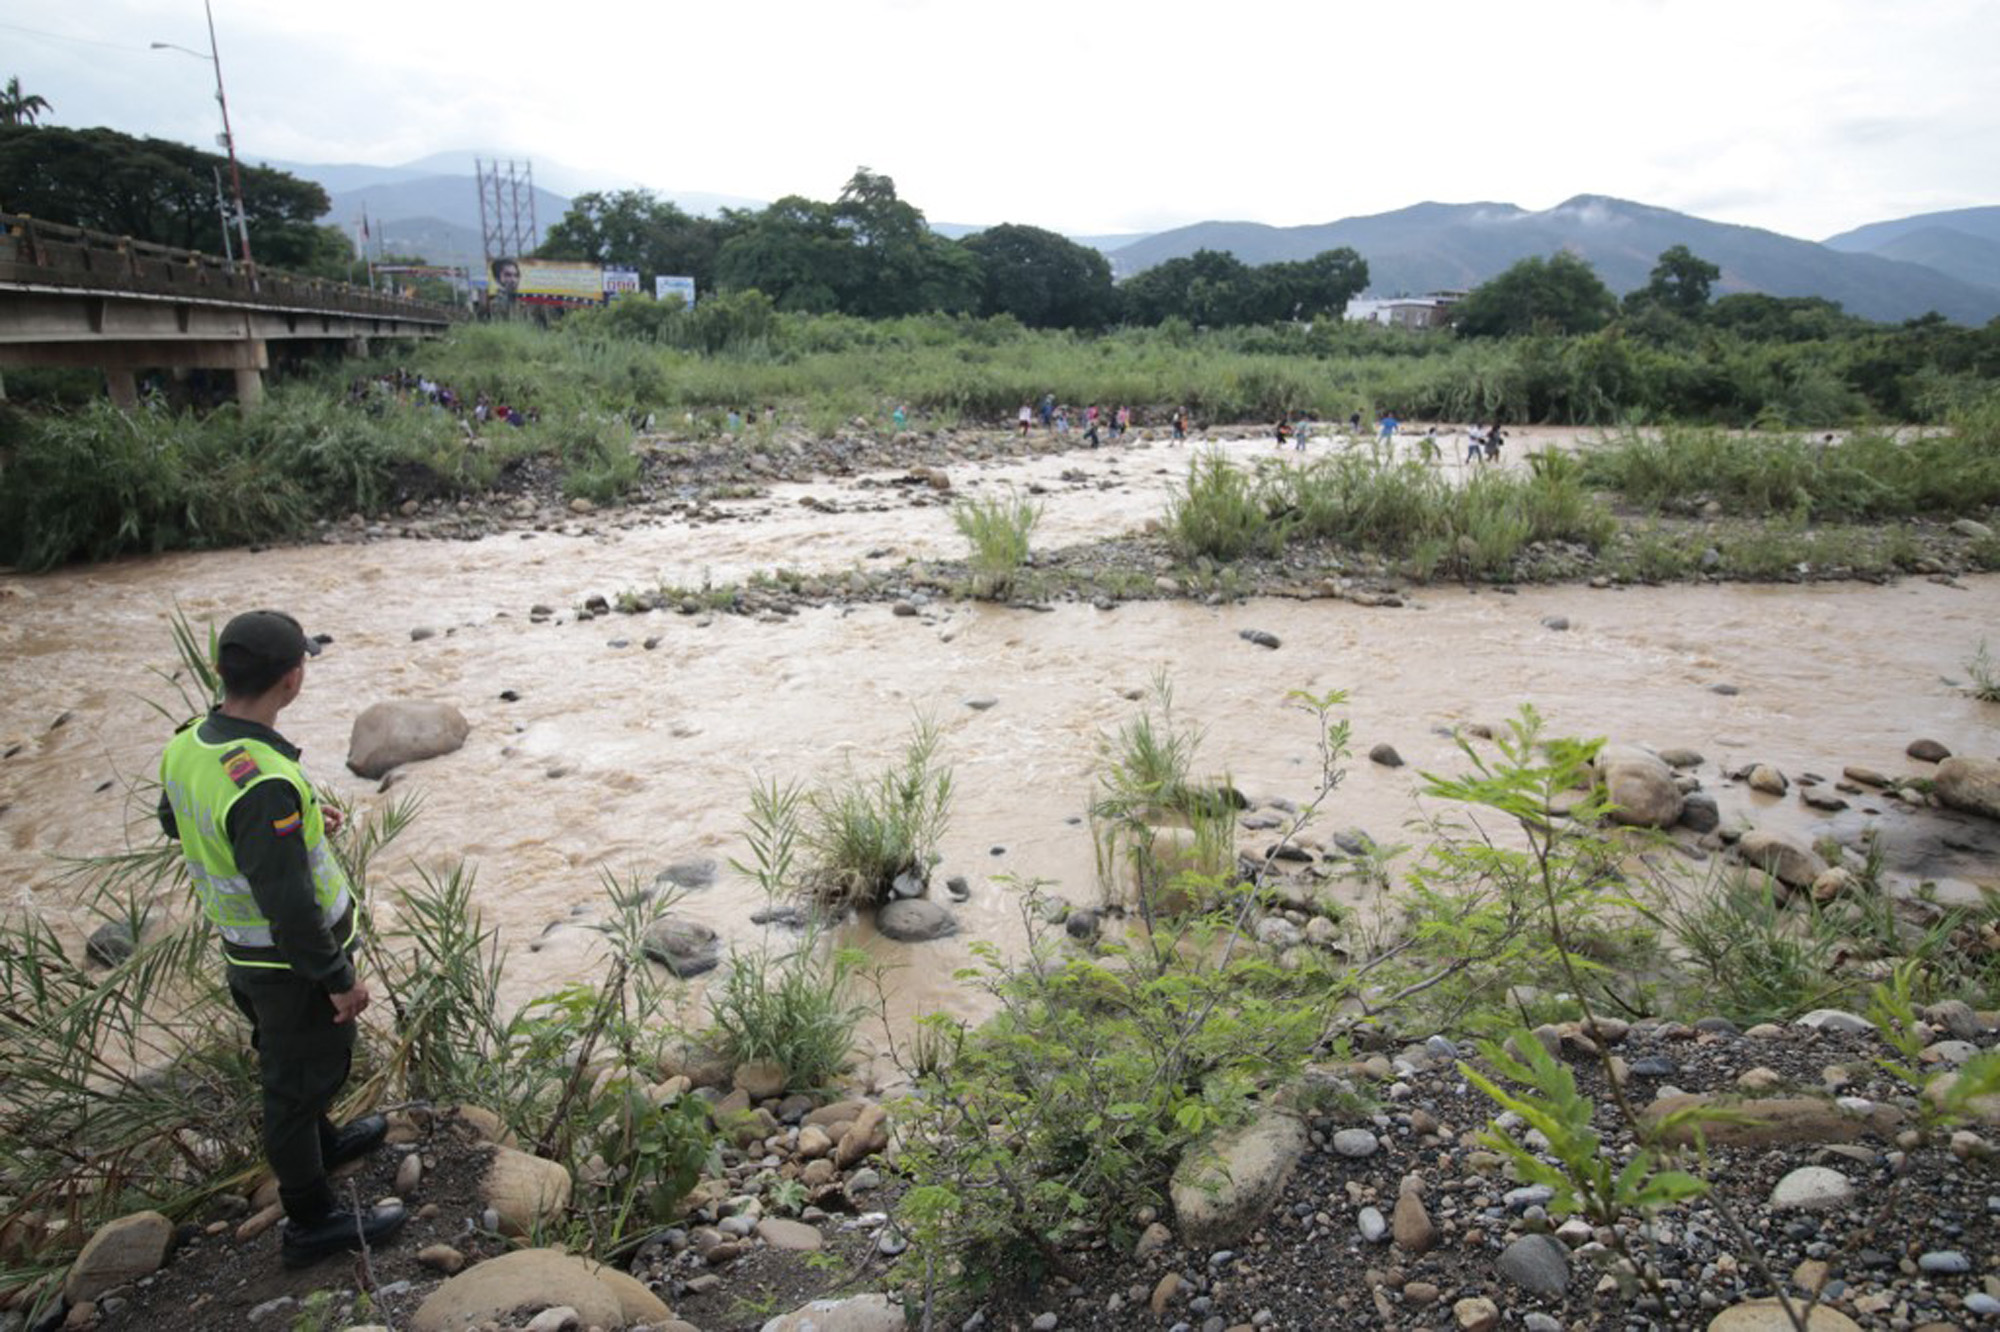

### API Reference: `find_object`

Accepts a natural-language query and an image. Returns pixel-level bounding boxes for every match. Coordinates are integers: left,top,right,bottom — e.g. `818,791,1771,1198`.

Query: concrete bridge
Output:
0,212,461,407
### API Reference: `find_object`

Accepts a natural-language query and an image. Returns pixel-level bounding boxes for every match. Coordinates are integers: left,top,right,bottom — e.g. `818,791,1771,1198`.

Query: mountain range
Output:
269,153,1999,325
1102,197,2000,325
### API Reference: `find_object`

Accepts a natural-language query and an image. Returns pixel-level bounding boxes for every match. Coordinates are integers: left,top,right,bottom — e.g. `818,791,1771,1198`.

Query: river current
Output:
4,428,1996,1075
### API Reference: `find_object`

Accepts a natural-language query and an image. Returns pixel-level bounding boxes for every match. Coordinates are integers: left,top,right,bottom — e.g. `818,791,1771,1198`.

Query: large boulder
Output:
580,1259,675,1327
1935,756,2000,821
875,899,959,942
480,1146,573,1237
760,1293,907,1332
1595,746,1684,829
1170,1106,1307,1247
346,700,470,779
64,1211,172,1304
1110,824,1220,917
1708,1299,1863,1331
642,916,722,977
1640,1095,1903,1148
1736,829,1828,890
410,1249,622,1332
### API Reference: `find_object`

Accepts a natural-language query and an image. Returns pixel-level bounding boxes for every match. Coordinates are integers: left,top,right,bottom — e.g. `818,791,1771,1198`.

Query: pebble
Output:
1357,1207,1388,1242
1966,1293,2000,1315
1771,1166,1853,1211
1333,1129,1380,1158
1916,1250,1969,1274
1453,1296,1500,1332
1392,1192,1436,1253
1796,1010,1874,1034
1497,1233,1571,1296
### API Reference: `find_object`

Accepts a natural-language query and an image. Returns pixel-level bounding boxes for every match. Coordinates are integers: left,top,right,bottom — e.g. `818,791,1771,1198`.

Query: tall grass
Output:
1577,419,2000,519
952,487,1043,598
1172,448,1616,577
1169,449,1285,560
801,719,955,909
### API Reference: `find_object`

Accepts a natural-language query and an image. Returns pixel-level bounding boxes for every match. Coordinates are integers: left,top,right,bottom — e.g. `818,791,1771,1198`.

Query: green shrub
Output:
801,719,953,909
951,487,1043,598
707,943,865,1093
1635,873,1845,1025
1168,449,1283,560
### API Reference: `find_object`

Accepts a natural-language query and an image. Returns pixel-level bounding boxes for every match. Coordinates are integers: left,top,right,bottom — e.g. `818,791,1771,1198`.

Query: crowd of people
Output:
1015,394,1140,447
344,369,538,430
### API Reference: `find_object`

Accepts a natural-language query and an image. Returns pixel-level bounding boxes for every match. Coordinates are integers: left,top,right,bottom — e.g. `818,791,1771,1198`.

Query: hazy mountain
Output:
274,153,760,270
1821,206,2000,294
1108,196,2000,324
1822,205,2000,252
1859,228,2000,295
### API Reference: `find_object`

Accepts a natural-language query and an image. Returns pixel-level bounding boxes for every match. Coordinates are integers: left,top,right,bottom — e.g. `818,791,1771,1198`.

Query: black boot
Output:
321,1113,389,1171
280,1201,408,1269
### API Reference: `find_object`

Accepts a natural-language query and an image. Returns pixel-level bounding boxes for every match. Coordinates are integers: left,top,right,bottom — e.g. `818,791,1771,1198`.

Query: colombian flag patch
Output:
221,746,261,788
271,811,302,837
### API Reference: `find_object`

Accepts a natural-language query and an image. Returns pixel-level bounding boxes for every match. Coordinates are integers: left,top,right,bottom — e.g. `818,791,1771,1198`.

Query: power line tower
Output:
475,158,539,270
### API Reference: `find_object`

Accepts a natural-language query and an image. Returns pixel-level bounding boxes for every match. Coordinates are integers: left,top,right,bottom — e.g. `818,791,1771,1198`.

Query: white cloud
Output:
6,0,1994,238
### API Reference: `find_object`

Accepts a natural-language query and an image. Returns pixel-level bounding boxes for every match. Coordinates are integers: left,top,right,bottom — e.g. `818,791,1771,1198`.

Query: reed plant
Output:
800,718,954,910
1168,449,1284,561
951,487,1043,598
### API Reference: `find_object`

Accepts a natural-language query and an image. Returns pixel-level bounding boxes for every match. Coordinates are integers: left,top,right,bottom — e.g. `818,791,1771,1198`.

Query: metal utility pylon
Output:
475,158,539,269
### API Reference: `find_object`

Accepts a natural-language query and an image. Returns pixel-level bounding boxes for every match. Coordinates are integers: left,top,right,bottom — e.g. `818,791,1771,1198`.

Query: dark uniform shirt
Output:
159,711,356,992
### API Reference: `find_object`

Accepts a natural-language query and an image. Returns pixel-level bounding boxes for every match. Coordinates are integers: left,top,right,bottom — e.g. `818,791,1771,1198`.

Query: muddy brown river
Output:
3,428,1996,1081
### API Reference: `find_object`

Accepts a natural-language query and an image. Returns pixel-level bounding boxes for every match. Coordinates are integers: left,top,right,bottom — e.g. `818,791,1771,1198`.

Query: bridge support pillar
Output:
104,368,139,410
234,364,265,410
346,336,370,358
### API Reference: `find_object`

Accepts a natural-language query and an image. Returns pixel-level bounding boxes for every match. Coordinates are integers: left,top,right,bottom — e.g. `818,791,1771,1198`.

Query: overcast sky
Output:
8,0,1995,240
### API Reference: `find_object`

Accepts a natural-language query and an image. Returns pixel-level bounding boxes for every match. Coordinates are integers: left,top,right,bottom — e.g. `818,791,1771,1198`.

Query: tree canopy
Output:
960,223,1116,328
0,124,334,271
1120,247,1369,327
537,189,732,294
1452,251,1618,337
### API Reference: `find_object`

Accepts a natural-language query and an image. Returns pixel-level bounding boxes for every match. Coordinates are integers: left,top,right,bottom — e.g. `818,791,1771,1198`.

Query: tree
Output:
1453,251,1618,338
538,189,731,293
1636,245,1720,318
1707,293,1861,343
0,125,329,268
714,195,856,312
961,223,1116,328
1,76,51,127
714,169,979,317
1249,248,1370,322
832,167,979,316
1121,249,1258,326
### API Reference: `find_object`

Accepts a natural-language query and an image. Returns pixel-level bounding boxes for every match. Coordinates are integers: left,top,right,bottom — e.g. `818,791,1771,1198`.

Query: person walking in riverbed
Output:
157,612,406,1270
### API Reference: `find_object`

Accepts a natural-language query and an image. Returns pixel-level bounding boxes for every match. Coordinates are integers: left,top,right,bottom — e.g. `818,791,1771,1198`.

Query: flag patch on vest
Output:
272,811,302,837
221,747,261,787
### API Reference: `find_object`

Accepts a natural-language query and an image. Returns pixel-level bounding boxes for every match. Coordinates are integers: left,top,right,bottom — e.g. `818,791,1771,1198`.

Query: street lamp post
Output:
152,0,253,280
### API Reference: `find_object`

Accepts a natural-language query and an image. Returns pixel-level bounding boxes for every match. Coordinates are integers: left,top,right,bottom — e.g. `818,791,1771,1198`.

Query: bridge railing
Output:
0,212,462,323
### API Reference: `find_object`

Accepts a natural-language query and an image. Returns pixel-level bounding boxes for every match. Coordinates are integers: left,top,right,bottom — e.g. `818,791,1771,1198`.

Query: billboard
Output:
490,258,604,306
604,269,641,298
655,275,697,309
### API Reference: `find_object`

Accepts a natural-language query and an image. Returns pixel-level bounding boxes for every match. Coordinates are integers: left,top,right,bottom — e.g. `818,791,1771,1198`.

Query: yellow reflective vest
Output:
159,726,355,971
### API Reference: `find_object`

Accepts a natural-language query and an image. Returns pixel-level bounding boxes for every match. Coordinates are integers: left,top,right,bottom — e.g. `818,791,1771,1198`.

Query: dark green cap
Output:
218,610,320,668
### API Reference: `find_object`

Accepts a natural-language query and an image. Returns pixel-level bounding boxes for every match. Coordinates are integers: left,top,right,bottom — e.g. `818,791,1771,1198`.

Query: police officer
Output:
158,610,407,1268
